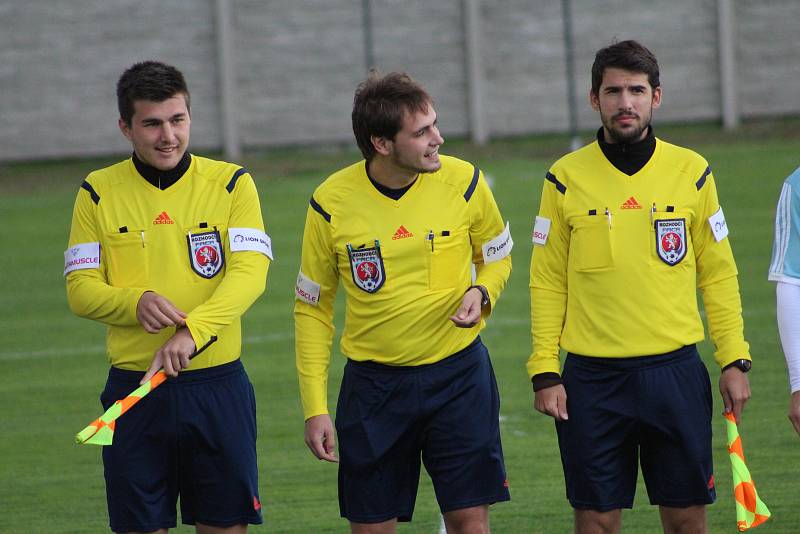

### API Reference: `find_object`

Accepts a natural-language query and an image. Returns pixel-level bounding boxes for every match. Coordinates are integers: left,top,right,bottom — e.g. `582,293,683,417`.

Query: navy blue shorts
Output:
335,337,510,523
556,345,715,511
100,360,262,532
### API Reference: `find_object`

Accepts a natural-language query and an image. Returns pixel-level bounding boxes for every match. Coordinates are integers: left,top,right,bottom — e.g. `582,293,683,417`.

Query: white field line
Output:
0,331,292,362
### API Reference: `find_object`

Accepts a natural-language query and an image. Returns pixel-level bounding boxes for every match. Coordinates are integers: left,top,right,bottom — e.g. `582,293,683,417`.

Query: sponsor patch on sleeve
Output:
64,242,101,276
295,270,321,306
708,207,729,242
482,222,513,264
229,228,273,260
532,216,551,245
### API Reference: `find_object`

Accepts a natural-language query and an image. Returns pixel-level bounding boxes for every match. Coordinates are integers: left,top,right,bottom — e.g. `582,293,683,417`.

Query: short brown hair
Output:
351,70,433,161
117,61,190,127
591,40,660,95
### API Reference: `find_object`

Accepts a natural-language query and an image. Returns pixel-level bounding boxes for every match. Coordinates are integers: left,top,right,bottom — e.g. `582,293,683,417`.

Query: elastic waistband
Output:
108,359,244,385
567,344,698,371
347,336,482,373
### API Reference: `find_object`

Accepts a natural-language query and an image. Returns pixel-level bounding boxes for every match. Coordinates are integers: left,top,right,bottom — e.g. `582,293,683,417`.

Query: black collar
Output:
132,151,192,190
365,161,417,200
596,126,656,176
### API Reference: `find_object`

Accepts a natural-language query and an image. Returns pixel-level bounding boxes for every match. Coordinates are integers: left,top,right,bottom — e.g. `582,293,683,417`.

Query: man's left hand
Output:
719,366,751,423
789,391,800,436
140,327,197,384
449,287,483,328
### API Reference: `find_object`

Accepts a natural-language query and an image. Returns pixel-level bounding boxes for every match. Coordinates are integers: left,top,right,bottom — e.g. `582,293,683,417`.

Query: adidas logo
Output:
153,211,174,224
620,196,642,209
392,225,414,240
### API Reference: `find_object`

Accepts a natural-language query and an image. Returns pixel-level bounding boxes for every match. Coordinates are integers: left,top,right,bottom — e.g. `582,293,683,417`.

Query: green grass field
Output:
2,119,799,533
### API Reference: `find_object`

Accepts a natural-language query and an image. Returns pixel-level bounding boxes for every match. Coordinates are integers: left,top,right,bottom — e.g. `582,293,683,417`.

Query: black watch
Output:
468,285,490,308
723,359,751,373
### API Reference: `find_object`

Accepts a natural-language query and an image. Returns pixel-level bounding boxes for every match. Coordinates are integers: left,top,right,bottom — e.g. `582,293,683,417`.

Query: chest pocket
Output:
650,210,693,267
570,215,614,272
104,229,149,287
428,228,471,290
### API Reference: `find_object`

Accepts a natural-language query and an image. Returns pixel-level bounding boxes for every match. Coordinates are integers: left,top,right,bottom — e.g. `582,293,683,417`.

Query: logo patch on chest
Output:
392,225,414,240
655,219,687,266
187,230,225,278
153,211,175,224
620,196,642,209
347,241,385,293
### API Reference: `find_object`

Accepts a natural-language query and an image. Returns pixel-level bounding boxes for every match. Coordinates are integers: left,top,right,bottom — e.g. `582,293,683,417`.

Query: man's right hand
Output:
304,414,338,462
136,291,187,333
790,391,800,436
534,384,569,422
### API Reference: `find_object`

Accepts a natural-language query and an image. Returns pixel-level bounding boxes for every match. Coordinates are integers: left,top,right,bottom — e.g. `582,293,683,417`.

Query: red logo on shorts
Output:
253,495,261,511
503,479,509,488
707,474,715,490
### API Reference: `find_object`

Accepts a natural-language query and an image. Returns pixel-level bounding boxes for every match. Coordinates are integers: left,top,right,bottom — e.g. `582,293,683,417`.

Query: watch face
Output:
740,359,752,371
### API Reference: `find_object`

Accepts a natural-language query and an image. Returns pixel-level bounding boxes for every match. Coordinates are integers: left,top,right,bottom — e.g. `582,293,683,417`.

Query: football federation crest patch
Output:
187,230,224,278
347,240,385,293
655,219,687,265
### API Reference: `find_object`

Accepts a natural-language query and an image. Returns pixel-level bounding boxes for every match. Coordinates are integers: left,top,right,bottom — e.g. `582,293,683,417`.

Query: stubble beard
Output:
391,152,441,175
604,111,651,144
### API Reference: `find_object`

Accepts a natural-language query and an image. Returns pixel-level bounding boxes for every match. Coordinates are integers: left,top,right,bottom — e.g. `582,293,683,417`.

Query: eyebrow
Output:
141,113,187,124
605,84,647,91
414,116,438,134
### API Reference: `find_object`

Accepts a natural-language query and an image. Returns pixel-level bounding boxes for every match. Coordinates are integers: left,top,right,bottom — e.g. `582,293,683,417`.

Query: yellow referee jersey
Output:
295,155,512,419
65,155,271,370
528,139,749,378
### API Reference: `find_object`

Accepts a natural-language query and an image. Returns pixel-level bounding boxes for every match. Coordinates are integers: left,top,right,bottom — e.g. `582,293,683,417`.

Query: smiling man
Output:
65,61,272,533
295,71,512,533
528,41,752,534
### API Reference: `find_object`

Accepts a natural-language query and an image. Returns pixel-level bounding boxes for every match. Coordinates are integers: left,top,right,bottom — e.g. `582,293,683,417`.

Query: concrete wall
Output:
0,0,797,161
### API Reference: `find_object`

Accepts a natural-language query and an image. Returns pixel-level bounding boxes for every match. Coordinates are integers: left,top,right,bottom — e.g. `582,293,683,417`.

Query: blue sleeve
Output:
770,168,800,284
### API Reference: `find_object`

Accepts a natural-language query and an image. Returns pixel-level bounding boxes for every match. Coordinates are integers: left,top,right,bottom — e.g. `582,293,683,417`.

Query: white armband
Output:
708,207,729,242
532,216,551,245
482,222,513,264
295,270,321,306
64,242,101,275
229,228,273,260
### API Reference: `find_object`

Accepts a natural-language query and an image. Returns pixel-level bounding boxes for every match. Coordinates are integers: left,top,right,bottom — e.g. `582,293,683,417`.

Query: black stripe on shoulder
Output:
463,165,480,202
226,167,247,193
695,167,711,190
545,172,566,194
80,181,100,204
309,196,331,223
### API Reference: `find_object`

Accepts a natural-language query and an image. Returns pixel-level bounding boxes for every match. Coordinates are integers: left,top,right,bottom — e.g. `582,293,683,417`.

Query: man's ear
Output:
118,118,133,141
651,86,662,110
589,89,600,112
371,135,392,157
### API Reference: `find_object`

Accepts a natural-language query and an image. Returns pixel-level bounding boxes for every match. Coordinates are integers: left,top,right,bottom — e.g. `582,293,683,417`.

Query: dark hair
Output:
591,40,660,95
351,70,433,161
116,61,190,126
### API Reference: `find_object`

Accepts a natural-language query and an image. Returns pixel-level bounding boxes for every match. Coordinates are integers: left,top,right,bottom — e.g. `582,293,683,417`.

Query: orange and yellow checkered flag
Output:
724,412,770,531
75,336,217,446
75,371,169,445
